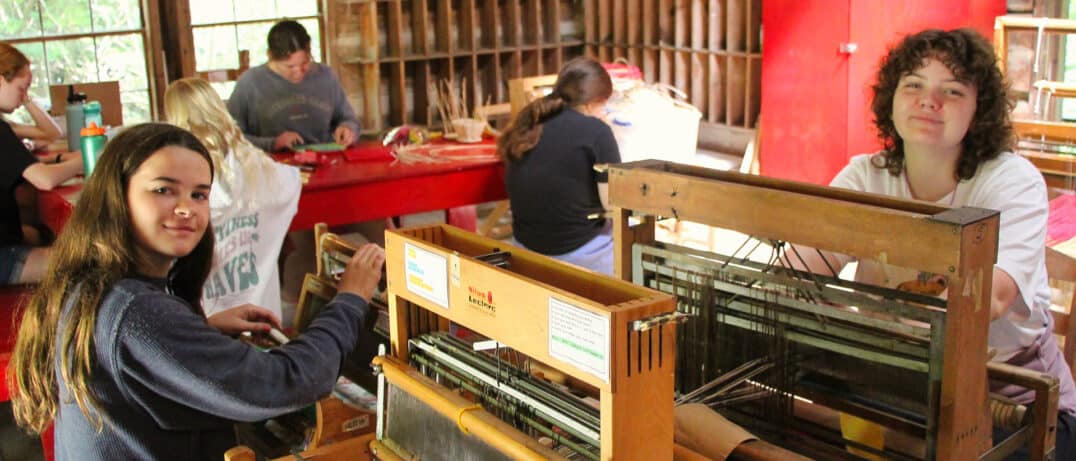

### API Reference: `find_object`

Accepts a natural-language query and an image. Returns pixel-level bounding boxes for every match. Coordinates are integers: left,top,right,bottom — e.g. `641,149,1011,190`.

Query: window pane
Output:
96,33,147,92
40,0,93,37
276,0,317,18
234,0,277,22
193,25,240,70
91,0,141,31
211,81,236,102
0,0,43,39
44,37,98,85
189,0,235,25
236,22,273,66
120,89,150,123
298,18,321,62
1063,2,1076,121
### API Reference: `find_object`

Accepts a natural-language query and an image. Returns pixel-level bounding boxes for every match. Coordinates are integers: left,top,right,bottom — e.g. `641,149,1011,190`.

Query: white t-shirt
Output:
201,153,301,319
830,152,1051,362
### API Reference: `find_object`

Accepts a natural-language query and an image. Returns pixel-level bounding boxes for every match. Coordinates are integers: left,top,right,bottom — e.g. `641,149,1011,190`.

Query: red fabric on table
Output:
1048,192,1076,247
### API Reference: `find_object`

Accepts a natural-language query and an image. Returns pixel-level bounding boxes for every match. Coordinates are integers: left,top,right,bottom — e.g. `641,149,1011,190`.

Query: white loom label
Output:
548,297,609,383
404,243,449,309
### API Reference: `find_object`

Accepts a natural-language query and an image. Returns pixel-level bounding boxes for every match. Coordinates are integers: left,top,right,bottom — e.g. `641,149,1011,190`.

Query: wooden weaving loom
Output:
368,224,677,460
609,160,1059,460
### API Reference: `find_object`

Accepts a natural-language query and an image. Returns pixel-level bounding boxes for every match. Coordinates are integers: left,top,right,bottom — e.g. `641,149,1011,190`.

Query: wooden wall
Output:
581,0,762,153
325,0,761,155
326,0,582,134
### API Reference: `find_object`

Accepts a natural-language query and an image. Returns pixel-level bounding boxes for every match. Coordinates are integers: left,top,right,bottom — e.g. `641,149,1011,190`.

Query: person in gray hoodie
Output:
227,20,360,152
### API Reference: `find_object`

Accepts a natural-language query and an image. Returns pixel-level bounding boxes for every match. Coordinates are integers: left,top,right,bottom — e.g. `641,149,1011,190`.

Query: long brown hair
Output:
10,123,216,433
0,41,29,81
498,57,613,162
871,28,1013,180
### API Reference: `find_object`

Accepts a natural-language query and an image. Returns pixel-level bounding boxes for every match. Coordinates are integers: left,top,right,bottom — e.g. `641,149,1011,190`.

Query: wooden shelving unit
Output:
327,0,582,134
581,0,762,151
324,0,760,154
995,16,1076,191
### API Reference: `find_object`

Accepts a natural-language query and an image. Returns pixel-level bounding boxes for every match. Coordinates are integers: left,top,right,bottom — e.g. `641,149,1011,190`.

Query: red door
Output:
760,0,1006,184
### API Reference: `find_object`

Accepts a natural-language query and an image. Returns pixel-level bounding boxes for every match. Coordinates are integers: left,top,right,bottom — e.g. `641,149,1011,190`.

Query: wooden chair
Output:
197,50,250,84
224,432,376,461
506,74,557,119
47,81,123,128
983,247,1076,460
1047,246,1076,378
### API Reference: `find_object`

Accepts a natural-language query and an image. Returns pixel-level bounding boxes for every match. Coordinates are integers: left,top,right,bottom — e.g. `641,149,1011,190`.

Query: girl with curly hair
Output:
823,28,1075,459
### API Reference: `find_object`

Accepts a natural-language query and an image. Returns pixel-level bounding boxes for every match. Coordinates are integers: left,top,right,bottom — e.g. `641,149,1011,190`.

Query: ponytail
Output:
497,94,566,162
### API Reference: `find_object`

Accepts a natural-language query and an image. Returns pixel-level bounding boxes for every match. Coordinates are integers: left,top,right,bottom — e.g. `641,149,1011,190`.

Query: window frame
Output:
2,0,332,122
1,0,164,123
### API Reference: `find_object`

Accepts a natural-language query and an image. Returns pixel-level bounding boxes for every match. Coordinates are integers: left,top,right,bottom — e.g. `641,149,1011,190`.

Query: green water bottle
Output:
80,122,107,177
83,101,102,128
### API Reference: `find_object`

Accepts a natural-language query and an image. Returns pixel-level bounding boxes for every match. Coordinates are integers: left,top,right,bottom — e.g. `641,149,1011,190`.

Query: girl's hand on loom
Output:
338,243,385,302
208,304,282,336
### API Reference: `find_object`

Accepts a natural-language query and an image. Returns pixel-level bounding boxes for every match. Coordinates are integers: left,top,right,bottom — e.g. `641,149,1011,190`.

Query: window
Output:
1065,2,1076,120
0,0,152,125
189,0,322,99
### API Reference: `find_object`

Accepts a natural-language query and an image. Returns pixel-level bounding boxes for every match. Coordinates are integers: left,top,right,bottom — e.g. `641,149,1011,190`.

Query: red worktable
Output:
38,141,506,234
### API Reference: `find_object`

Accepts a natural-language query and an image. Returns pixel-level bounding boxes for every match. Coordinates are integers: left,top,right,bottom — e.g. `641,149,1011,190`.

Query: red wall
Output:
759,0,1007,184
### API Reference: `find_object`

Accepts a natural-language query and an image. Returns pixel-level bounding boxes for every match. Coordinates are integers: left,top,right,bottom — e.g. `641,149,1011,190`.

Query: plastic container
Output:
83,101,102,128
606,84,701,164
80,122,107,177
65,85,87,153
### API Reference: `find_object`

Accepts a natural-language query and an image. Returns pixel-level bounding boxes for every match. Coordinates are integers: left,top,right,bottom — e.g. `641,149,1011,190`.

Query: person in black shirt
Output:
498,57,620,274
0,42,83,284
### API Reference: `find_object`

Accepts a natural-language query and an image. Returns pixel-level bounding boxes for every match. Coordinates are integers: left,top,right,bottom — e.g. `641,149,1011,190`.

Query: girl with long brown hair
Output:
9,123,384,459
497,57,620,274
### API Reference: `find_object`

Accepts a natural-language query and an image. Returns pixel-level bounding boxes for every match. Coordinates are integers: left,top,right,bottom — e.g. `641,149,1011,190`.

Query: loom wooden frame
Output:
380,224,677,460
608,160,1002,459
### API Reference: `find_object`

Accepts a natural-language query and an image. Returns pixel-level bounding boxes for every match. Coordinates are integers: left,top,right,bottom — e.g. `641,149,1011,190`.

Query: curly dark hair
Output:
871,28,1013,180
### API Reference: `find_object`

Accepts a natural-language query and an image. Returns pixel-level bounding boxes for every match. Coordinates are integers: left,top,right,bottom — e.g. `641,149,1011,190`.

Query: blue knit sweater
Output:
53,277,368,460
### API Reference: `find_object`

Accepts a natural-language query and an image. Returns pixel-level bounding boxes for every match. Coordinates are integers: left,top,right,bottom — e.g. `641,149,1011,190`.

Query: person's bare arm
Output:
21,156,82,191
10,97,62,142
783,244,846,276
990,267,1019,320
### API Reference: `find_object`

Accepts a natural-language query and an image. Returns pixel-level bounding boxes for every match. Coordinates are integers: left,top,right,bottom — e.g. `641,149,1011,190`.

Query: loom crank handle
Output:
632,311,693,332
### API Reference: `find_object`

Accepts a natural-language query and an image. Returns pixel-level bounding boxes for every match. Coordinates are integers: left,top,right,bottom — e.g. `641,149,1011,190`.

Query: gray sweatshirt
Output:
54,277,369,460
227,63,361,152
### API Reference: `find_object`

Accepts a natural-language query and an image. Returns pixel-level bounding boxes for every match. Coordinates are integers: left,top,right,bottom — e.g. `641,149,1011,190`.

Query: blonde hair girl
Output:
164,77,277,211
